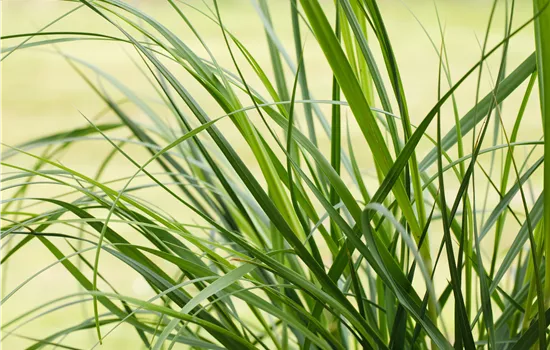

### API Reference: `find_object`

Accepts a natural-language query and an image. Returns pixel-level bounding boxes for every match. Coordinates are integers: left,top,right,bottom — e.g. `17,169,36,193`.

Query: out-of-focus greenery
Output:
1,0,549,349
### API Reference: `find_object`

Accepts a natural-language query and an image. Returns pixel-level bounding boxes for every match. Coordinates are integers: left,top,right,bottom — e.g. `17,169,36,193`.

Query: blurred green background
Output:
1,0,542,348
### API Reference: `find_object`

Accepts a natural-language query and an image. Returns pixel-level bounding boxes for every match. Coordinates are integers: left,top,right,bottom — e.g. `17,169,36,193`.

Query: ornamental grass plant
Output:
2,0,550,348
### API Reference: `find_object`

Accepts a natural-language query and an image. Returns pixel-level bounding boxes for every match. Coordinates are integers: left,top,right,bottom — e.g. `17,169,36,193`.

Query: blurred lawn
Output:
1,0,542,348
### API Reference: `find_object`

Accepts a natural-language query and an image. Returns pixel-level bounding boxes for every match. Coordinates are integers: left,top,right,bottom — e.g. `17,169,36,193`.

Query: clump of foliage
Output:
2,0,550,349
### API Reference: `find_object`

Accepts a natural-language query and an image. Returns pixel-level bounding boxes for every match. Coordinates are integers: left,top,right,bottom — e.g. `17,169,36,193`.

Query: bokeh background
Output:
1,0,542,348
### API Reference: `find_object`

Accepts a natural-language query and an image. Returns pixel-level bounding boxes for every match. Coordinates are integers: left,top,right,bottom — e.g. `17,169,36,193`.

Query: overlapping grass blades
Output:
2,0,550,348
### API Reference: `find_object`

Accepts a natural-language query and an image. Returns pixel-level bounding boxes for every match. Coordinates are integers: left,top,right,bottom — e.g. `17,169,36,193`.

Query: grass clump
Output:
2,0,550,348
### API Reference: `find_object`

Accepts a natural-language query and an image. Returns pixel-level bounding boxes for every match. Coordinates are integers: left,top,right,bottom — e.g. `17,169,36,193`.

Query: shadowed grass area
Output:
2,0,550,349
